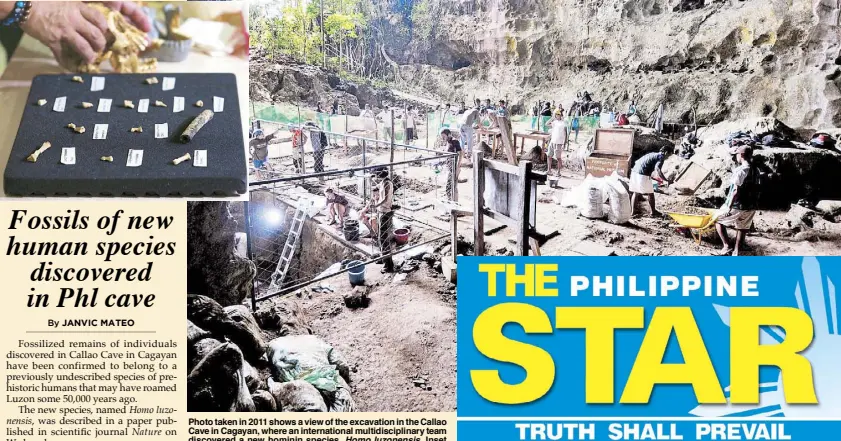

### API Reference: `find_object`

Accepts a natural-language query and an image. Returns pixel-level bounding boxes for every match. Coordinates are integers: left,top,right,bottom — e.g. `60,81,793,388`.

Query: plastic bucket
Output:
347,260,366,286
394,228,410,245
343,219,359,242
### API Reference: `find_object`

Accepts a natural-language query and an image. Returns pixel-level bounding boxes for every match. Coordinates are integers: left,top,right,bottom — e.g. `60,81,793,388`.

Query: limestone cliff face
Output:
385,0,841,132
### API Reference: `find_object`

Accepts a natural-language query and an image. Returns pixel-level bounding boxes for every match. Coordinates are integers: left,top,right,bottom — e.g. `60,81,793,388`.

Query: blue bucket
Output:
347,260,366,286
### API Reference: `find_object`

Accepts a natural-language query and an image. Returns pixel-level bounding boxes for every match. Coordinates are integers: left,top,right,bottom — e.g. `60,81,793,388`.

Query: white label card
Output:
93,124,108,140
53,96,66,112
60,148,76,165
97,98,112,113
155,123,168,139
127,149,143,167
173,96,185,113
213,96,224,112
91,76,105,92
138,99,149,113
193,150,207,167
162,77,176,91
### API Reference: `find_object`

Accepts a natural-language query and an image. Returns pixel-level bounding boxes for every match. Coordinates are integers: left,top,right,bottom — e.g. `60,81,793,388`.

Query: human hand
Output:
100,1,151,33
21,1,108,68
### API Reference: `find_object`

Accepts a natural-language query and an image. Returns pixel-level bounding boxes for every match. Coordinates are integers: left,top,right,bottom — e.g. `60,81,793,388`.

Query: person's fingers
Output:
77,19,107,53
111,1,152,32
66,32,97,64
79,5,107,34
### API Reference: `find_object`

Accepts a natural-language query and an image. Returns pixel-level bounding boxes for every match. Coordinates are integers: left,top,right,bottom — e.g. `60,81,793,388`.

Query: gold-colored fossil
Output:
72,76,84,83
101,156,114,162
124,100,135,109
131,127,143,133
195,100,204,107
67,123,76,129
74,126,86,134
145,77,159,85
37,99,47,106
154,100,167,108
77,3,161,73
82,102,93,109
27,142,52,163
172,153,191,165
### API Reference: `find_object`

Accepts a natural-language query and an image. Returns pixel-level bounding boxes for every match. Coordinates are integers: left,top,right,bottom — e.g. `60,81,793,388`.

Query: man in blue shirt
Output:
629,147,671,217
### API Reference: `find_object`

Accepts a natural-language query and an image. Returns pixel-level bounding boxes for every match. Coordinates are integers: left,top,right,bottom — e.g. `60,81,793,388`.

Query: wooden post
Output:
473,151,485,256
450,209,458,259
514,160,533,256
362,139,367,199
389,109,395,179
245,199,256,311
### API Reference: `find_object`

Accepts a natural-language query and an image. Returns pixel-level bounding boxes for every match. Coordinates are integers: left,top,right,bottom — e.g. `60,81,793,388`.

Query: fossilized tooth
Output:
130,127,142,133
181,110,214,143
71,76,84,83
36,99,47,106
154,100,167,107
195,100,204,108
172,153,191,165
67,123,76,129
74,126,86,134
26,142,51,163
101,156,114,162
145,77,159,85
124,100,135,109
81,102,93,109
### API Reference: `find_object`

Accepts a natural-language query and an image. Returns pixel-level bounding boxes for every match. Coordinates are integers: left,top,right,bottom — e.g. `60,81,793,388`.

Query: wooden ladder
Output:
269,200,313,290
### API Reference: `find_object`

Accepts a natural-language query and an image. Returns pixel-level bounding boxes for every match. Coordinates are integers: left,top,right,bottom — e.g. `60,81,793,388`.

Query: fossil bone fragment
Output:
101,156,114,162
154,100,167,107
124,100,135,109
74,126,86,134
195,100,204,108
37,99,47,106
81,102,93,109
77,4,157,73
131,127,143,133
181,110,214,143
72,76,84,83
26,142,51,163
67,123,76,129
172,153,191,165
145,77,159,85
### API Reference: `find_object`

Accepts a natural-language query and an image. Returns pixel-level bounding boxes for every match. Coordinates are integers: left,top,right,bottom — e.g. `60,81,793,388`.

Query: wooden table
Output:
514,131,551,155
0,35,248,199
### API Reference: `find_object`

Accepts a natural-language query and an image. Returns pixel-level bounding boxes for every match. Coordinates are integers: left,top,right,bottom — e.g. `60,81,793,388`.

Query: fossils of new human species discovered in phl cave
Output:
81,102,93,109
124,100,135,109
131,127,143,133
195,100,204,108
36,99,46,106
154,100,167,108
181,110,214,143
26,142,51,163
74,126,86,134
76,3,161,74
145,77,159,85
67,123,76,129
101,156,114,162
72,76,84,83
172,153,191,165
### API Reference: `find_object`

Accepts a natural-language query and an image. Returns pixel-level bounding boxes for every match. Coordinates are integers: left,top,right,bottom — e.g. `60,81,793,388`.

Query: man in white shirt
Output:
404,106,417,145
546,110,567,176
377,108,394,148
459,106,480,161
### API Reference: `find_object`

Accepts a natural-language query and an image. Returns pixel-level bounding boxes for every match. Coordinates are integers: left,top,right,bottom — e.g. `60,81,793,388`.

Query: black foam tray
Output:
4,73,247,197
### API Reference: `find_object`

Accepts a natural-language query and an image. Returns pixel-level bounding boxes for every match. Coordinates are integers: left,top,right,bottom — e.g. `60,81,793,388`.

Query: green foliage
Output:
410,0,436,42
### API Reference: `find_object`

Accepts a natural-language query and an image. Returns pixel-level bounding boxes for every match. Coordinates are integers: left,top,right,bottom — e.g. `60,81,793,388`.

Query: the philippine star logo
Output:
691,257,840,419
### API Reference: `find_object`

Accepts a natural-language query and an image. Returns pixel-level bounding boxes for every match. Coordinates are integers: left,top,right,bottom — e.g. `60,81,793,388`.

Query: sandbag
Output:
579,176,605,219
267,335,351,390
604,173,632,224
268,378,327,412
187,342,255,412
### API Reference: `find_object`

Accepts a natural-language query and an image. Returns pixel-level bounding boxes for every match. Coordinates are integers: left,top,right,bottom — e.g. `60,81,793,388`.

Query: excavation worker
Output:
306,122,327,174
496,100,517,164
371,170,395,273
459,106,480,161
250,128,277,180
291,126,308,174
715,146,760,256
324,188,349,227
404,106,417,144
441,129,463,201
360,187,381,239
547,110,567,177
0,1,150,67
629,146,671,218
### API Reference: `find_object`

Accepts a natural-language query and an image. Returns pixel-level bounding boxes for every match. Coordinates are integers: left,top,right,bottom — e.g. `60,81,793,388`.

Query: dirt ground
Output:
263,260,457,412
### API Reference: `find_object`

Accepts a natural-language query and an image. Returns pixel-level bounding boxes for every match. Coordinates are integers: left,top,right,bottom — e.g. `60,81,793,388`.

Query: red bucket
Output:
394,228,410,245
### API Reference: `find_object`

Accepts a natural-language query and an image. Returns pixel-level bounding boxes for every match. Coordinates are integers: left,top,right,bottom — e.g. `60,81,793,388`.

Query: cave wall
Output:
379,0,841,131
